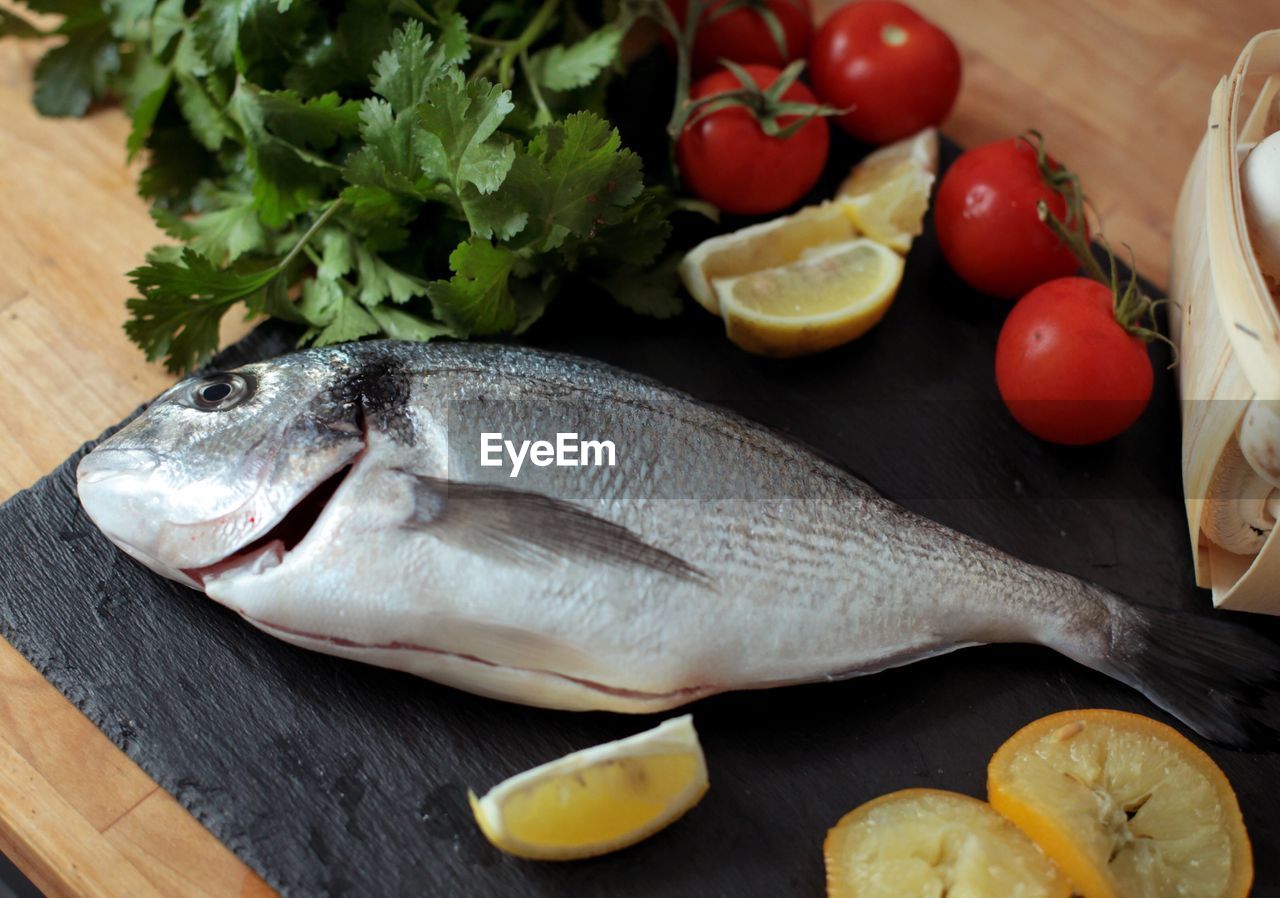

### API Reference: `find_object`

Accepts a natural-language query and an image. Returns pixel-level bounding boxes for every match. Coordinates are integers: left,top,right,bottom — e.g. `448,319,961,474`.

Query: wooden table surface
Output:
0,1,1275,895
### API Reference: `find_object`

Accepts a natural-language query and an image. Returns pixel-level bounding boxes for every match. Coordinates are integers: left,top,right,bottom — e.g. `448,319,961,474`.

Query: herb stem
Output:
498,0,561,87
280,199,344,273
395,0,508,47
393,0,436,24
520,51,552,125
470,47,501,83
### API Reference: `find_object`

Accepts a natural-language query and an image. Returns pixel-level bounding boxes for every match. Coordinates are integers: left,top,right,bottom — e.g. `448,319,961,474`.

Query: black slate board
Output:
5,135,1280,898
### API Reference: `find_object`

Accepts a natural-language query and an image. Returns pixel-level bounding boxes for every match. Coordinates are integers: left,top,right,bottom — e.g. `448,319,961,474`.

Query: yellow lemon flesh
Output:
714,238,904,357
468,715,708,861
824,788,1070,898
988,709,1253,898
838,127,938,253
677,201,858,314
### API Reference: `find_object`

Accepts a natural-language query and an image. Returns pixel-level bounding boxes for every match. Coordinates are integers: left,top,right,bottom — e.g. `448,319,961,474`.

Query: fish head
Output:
77,352,365,589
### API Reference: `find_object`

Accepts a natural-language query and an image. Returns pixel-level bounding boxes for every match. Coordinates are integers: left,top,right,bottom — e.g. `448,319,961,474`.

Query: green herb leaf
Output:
528,26,623,92
259,268,309,323
248,89,360,151
125,247,279,371
578,190,673,268
313,291,381,345
8,0,674,360
283,0,396,96
190,0,244,69
416,71,516,199
297,272,342,325
175,71,239,150
426,237,516,336
500,111,643,253
369,305,457,341
23,0,104,29
187,191,267,262
593,254,684,319
126,69,172,160
33,18,120,116
192,0,299,70
434,10,470,68
456,189,529,241
370,19,466,112
316,229,354,280
149,205,195,241
338,184,416,251
354,244,428,306
1,8,46,37
249,143,329,228
149,0,186,54
106,0,160,43
230,81,342,227
344,99,429,197
137,125,218,203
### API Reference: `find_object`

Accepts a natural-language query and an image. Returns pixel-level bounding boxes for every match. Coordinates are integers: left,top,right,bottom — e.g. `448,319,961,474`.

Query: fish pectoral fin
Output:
404,475,710,584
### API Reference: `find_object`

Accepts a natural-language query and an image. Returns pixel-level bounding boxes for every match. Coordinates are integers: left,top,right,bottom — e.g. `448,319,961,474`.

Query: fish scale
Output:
75,340,1280,747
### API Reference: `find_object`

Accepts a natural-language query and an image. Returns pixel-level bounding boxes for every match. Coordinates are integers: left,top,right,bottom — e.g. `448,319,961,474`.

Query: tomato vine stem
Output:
1024,131,1178,365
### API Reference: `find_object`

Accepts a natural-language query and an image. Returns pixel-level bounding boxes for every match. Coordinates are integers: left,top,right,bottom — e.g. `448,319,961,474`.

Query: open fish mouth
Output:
182,461,356,588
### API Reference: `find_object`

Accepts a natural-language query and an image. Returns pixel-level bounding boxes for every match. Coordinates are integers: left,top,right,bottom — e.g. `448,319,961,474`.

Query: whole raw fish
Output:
76,341,1280,746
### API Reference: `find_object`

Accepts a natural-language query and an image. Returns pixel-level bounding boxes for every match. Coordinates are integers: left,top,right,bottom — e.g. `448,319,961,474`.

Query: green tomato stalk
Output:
1025,131,1177,364
653,1,839,144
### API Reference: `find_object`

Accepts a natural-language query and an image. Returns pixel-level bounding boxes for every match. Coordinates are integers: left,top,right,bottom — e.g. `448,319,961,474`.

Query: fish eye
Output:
201,382,232,402
188,373,253,411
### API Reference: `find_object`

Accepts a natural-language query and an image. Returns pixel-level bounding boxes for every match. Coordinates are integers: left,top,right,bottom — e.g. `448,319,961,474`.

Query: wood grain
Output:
0,3,1271,895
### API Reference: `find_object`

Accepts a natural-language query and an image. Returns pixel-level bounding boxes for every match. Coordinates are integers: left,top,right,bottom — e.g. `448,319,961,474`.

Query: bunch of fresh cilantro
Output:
1,0,683,372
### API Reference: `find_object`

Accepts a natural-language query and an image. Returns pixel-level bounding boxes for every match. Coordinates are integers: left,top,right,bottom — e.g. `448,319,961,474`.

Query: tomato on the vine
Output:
666,0,813,76
676,64,830,215
995,277,1155,446
935,136,1086,300
808,0,961,145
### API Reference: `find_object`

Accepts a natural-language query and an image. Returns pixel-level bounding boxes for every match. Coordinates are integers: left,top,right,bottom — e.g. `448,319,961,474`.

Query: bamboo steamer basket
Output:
1169,30,1280,614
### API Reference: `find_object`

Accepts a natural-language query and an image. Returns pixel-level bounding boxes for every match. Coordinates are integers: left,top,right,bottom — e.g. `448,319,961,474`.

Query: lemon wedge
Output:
825,788,1070,898
468,715,708,861
678,201,859,314
988,710,1253,898
714,238,904,357
838,127,939,253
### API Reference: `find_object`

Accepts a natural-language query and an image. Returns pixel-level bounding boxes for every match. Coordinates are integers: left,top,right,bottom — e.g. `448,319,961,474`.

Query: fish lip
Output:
76,447,161,484
179,454,361,588
185,540,286,589
112,540,204,591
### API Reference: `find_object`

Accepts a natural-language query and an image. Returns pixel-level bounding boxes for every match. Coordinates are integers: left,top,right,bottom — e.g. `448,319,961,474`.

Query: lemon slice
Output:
678,201,859,314
838,127,938,253
714,238,904,357
988,710,1253,898
468,715,708,861
825,788,1070,898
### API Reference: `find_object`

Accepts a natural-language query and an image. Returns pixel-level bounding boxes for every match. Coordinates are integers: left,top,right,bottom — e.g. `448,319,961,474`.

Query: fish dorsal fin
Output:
405,476,709,585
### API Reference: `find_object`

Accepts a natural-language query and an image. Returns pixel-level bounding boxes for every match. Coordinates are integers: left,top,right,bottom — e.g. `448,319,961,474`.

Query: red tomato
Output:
935,137,1085,300
808,0,961,144
666,0,813,76
676,64,830,215
995,277,1154,446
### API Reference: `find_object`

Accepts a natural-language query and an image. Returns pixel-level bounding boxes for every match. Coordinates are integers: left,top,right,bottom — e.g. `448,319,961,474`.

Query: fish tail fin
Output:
1101,601,1280,748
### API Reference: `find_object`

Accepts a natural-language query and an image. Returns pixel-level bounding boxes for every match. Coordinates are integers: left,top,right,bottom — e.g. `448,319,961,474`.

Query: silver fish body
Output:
76,341,1280,745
